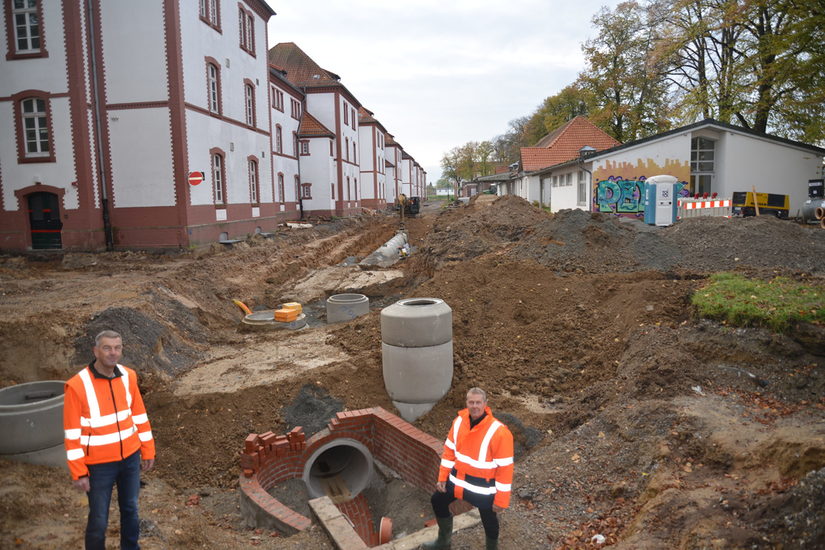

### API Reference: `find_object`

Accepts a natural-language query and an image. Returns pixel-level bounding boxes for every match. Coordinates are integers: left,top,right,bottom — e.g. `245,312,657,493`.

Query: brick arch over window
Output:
205,56,223,115
247,155,260,204
5,0,49,60
12,90,56,163
243,78,256,126
210,147,227,204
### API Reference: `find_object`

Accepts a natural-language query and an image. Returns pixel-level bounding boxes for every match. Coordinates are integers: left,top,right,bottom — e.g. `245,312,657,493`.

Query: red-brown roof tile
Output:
268,42,340,87
297,112,334,138
521,116,620,171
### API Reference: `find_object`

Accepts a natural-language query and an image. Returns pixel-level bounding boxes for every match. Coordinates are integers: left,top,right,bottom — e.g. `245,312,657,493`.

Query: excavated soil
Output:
1,196,823,550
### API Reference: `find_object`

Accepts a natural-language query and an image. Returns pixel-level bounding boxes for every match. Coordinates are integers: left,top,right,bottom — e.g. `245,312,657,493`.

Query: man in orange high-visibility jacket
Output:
423,387,514,550
64,330,155,550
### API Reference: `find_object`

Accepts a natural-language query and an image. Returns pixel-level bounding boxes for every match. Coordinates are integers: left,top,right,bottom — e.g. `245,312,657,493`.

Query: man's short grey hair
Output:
95,330,122,347
467,387,487,401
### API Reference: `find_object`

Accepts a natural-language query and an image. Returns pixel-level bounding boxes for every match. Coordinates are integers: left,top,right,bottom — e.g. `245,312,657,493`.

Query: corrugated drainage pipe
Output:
302,438,373,502
359,232,408,267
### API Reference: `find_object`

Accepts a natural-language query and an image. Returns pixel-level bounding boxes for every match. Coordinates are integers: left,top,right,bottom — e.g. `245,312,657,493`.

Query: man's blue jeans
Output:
85,450,141,550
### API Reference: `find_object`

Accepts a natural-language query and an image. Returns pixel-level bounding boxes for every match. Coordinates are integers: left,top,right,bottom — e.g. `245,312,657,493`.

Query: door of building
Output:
27,192,62,249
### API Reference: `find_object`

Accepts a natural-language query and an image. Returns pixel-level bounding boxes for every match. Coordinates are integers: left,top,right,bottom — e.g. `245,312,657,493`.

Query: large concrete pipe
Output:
0,380,66,467
359,232,408,267
326,293,369,324
381,298,453,421
302,438,373,501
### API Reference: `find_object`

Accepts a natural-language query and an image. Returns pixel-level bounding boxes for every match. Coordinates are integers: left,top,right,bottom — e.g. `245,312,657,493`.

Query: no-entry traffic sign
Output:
188,171,204,186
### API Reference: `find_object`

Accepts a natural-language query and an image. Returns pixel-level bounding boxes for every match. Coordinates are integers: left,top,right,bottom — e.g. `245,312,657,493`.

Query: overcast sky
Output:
266,0,620,183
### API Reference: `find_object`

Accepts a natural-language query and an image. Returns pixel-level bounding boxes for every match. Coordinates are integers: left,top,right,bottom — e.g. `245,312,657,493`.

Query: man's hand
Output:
72,476,90,492
493,504,504,513
435,481,446,493
141,459,155,472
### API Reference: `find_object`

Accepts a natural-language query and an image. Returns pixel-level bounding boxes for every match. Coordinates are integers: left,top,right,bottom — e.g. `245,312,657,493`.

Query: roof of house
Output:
587,117,825,160
528,117,825,176
268,43,340,86
297,112,334,138
521,116,621,172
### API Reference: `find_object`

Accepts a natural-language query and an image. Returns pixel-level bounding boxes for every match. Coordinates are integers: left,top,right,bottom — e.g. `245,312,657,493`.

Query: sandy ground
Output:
1,197,823,549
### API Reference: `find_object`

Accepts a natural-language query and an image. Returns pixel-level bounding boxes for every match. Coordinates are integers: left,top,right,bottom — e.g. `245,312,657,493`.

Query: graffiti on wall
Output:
592,158,690,216
594,176,689,216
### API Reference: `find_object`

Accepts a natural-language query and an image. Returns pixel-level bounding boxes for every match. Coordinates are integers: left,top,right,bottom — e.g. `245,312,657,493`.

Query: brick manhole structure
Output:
239,407,472,546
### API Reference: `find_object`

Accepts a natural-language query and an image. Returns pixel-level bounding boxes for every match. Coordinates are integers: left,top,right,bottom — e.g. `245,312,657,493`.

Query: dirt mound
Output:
73,305,206,377
426,198,825,275
424,195,550,263
283,384,344,437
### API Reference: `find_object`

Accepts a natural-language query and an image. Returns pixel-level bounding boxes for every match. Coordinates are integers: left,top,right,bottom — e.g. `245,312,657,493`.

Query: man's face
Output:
466,392,486,420
94,337,123,369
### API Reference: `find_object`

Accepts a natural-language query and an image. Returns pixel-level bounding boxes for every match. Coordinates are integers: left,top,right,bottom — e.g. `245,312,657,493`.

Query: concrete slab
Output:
309,496,369,550
374,509,481,549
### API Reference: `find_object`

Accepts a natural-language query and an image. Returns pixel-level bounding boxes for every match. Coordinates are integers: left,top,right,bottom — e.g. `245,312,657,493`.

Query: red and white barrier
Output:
677,198,732,219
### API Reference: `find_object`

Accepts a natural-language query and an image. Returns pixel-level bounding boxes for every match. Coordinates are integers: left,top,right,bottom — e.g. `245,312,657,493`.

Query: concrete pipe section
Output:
359,231,408,267
326,293,369,324
302,438,373,502
0,380,66,467
381,298,453,422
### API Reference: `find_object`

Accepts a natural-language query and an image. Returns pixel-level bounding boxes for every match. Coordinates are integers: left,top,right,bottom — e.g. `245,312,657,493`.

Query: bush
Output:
691,272,825,332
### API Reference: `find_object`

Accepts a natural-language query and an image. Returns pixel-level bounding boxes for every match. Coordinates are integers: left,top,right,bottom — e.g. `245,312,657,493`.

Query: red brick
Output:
243,468,255,478
245,434,261,453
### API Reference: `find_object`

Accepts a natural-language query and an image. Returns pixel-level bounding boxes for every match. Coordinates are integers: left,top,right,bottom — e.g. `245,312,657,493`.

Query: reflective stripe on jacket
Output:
438,406,514,508
63,363,155,480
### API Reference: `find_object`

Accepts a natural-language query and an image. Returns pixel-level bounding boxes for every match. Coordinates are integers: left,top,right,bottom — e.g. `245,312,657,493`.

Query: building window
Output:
272,88,284,111
278,173,285,203
244,82,255,125
331,182,335,200
301,183,312,199
206,60,221,114
346,176,350,200
200,0,220,30
300,141,309,155
345,138,349,161
352,141,356,164
10,0,46,57
351,107,356,129
577,171,587,206
343,103,349,125
292,132,298,156
211,150,227,204
248,158,259,204
238,7,254,54
19,96,50,158
690,136,715,196
275,125,282,154
290,98,301,120
329,140,334,157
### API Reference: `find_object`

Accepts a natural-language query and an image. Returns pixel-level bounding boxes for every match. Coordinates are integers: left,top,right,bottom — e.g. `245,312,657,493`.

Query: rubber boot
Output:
421,516,453,549
486,537,499,550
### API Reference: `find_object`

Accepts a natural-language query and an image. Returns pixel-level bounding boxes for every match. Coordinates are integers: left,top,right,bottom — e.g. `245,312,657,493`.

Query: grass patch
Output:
692,272,825,332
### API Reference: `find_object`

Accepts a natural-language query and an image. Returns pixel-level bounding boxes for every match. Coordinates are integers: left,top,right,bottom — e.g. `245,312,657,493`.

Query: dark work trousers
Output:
431,489,500,540
86,450,142,550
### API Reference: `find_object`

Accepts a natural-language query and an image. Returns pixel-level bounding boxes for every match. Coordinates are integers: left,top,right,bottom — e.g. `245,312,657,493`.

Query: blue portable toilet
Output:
643,175,679,226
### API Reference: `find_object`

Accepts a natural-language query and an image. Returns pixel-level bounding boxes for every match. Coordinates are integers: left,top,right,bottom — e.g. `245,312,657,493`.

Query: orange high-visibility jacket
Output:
63,363,155,480
438,406,514,508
